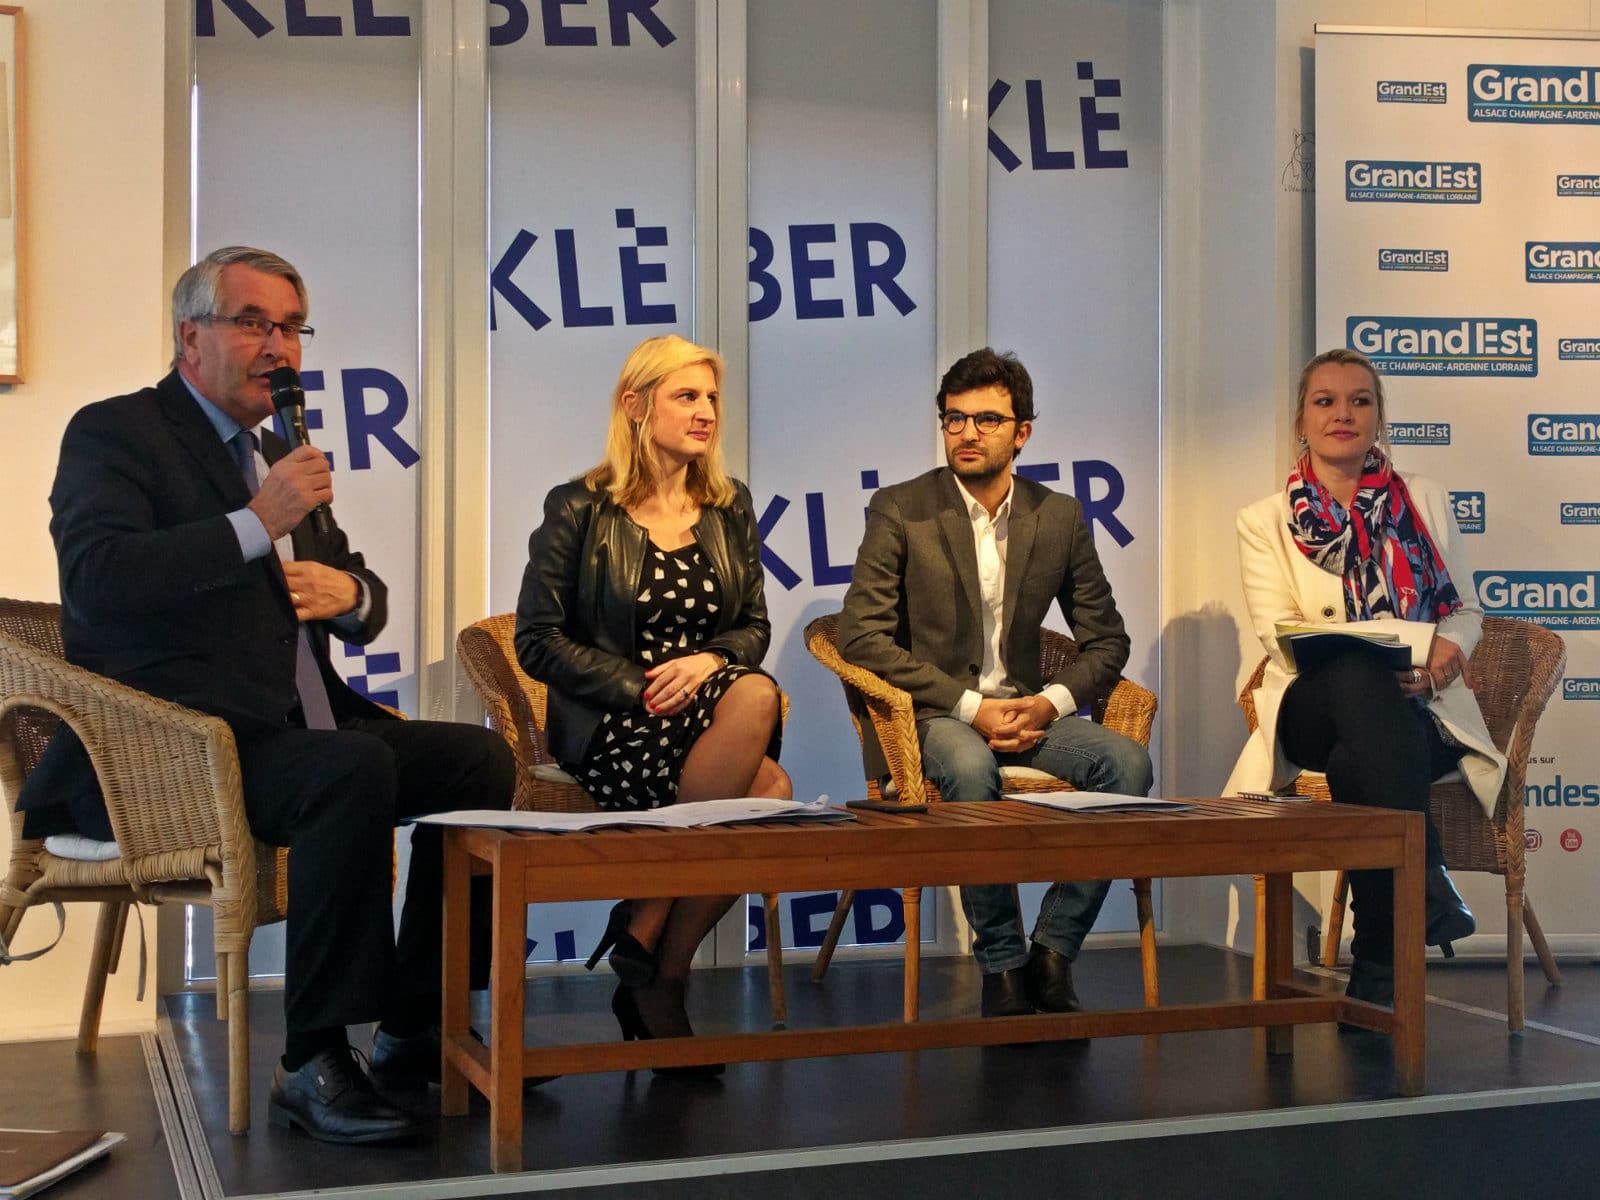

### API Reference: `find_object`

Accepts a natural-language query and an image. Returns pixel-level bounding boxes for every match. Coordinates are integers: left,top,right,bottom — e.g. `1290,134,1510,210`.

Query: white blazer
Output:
1224,474,1506,814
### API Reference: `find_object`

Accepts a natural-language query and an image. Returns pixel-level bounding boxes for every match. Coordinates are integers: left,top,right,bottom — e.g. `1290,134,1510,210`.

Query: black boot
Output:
1424,865,1475,957
586,900,657,985
613,980,724,1079
1338,958,1395,1034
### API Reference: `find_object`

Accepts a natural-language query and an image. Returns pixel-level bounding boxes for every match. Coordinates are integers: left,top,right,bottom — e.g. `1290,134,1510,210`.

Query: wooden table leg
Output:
489,841,527,1173
902,887,921,1023
1392,818,1427,1094
440,830,471,1118
1262,872,1294,1055
764,893,787,1030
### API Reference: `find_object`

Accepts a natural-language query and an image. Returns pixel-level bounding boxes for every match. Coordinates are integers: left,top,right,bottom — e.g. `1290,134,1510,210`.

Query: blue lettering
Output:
849,222,916,317
1079,62,1128,169
489,0,530,46
851,888,906,944
615,208,676,325
748,226,783,322
805,492,855,587
489,229,552,331
789,892,840,948
196,0,273,37
341,368,420,470
988,78,1022,172
756,493,803,590
555,229,613,327
542,0,597,46
284,0,341,36
1026,79,1075,169
352,0,409,36
789,224,845,320
1072,459,1133,547
608,0,674,47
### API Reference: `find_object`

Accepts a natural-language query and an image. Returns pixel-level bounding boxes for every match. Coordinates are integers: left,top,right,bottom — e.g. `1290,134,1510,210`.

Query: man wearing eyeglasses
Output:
838,347,1152,1019
22,246,516,1144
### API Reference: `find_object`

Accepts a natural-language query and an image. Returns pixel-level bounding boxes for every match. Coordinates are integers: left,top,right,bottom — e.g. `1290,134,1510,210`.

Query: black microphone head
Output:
268,365,305,413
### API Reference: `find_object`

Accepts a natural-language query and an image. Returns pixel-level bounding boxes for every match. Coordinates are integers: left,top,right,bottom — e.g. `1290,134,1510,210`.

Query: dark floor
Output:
6,945,1597,1200
0,1032,182,1198
162,945,1600,1197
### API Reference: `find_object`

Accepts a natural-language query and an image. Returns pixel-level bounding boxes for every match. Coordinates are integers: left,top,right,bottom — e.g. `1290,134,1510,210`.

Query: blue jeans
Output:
918,714,1154,974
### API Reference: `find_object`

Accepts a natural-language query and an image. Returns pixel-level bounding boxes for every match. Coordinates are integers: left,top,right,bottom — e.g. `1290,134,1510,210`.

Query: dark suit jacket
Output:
837,467,1131,780
514,478,771,767
19,370,393,840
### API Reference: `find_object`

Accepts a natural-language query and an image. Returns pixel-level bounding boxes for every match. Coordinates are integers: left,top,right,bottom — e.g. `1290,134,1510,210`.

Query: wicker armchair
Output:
1238,616,1565,1030
456,613,792,1027
0,599,284,1133
803,613,1161,1021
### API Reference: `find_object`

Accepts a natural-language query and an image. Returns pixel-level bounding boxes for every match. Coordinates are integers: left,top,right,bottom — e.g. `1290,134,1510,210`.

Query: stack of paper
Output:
1273,618,1427,674
1005,792,1194,813
412,797,852,833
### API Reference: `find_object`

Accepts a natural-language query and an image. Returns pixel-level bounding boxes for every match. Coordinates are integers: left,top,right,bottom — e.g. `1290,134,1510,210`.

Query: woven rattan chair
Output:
803,613,1161,1021
456,613,793,1027
1238,616,1565,1030
0,598,285,1133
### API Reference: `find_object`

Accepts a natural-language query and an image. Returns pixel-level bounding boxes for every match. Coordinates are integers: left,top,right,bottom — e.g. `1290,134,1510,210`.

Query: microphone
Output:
268,365,334,539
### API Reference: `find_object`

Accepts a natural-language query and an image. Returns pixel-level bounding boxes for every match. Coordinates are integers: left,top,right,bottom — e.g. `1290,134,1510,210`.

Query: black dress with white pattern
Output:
565,541,777,811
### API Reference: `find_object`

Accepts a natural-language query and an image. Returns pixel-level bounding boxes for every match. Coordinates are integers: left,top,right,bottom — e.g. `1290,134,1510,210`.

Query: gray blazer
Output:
838,467,1131,780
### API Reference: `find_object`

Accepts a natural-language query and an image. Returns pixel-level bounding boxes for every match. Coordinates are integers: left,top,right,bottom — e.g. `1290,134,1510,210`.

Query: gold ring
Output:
291,591,301,603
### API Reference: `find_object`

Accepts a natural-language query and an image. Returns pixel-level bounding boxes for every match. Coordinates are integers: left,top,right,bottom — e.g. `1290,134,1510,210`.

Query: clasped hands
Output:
1395,634,1474,701
974,694,1058,753
643,651,726,715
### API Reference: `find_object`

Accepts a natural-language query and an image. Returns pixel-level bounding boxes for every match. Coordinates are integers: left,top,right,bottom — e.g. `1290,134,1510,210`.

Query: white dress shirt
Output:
951,477,1077,725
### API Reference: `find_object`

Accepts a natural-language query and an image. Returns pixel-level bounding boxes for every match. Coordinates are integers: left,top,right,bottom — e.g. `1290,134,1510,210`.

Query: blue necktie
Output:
232,431,338,730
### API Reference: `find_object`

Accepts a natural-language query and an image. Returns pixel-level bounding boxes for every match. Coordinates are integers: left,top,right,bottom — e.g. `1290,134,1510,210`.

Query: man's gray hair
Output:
170,246,308,367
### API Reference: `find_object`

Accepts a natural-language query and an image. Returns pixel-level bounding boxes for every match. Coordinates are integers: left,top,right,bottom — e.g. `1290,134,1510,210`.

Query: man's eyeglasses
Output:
201,313,316,343
939,410,1016,435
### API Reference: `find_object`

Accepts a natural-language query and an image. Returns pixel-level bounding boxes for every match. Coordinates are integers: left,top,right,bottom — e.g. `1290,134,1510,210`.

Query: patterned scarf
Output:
1285,448,1461,622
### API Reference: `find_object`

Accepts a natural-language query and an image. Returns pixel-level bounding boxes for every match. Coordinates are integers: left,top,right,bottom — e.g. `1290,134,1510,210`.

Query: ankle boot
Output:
586,900,657,985
1423,865,1475,957
1338,958,1395,1033
617,979,724,1079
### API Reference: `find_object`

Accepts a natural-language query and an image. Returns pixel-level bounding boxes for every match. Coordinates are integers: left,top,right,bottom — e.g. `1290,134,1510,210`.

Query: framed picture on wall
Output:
0,6,22,384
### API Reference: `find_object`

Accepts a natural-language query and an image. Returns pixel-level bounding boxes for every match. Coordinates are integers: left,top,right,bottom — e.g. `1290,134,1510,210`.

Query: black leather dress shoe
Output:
371,1025,557,1099
1023,943,1082,1013
269,1047,420,1145
1338,958,1395,1034
1424,864,1476,956
980,966,1035,1017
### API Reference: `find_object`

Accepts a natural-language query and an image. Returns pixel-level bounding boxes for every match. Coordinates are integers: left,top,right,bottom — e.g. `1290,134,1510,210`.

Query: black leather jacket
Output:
514,478,772,766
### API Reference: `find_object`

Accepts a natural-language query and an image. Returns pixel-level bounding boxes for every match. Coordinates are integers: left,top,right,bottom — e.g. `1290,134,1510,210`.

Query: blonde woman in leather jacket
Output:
515,334,789,1075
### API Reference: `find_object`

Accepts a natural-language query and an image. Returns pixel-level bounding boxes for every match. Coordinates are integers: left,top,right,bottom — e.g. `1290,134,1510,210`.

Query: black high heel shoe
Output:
1424,864,1475,958
586,900,657,985
612,982,724,1079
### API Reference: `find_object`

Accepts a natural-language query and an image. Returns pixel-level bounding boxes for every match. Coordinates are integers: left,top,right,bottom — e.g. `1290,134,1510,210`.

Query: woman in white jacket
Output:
1226,348,1506,1013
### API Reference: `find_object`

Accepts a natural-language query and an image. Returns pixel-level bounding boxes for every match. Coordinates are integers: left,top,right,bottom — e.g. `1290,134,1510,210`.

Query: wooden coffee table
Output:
440,797,1425,1172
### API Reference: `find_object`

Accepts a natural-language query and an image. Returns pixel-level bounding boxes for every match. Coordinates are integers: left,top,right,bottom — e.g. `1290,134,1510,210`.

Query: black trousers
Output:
234,717,513,1034
1277,651,1464,964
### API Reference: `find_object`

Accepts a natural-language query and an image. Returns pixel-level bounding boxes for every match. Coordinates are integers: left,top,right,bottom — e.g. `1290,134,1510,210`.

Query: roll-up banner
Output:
1317,27,1600,949
988,0,1164,935
193,0,424,975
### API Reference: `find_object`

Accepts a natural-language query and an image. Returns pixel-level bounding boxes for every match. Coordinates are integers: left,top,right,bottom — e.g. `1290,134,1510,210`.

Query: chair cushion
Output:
533,763,581,785
998,766,1056,783
43,834,122,861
